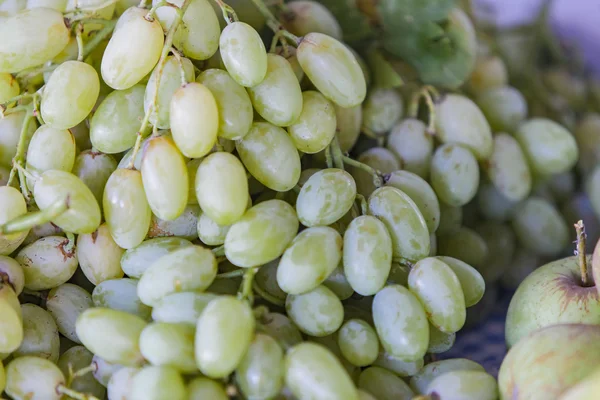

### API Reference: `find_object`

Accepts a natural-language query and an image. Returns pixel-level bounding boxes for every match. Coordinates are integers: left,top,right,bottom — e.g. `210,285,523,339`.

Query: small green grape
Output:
13,304,60,362
148,205,200,240
283,0,343,39
430,143,480,207
46,283,93,343
288,91,337,153
358,366,415,400
92,278,151,320
139,322,196,373
286,285,344,337
362,88,404,135
410,358,485,394
4,356,65,400
387,118,433,179
130,366,186,400
219,21,267,87
337,319,379,367
120,237,192,278
236,333,285,399
476,85,528,133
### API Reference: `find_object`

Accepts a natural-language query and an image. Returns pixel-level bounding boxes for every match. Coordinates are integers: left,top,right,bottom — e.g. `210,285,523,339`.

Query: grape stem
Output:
0,196,70,235
330,136,344,169
356,193,368,215
0,92,37,112
211,245,225,257
252,280,284,307
342,156,383,188
238,267,258,303
212,0,239,23
170,48,188,86
574,220,588,286
75,22,85,62
145,1,183,22
56,385,101,400
127,0,192,169
325,144,333,168
7,108,34,195
408,85,438,134
67,363,97,386
215,269,244,279
248,0,300,45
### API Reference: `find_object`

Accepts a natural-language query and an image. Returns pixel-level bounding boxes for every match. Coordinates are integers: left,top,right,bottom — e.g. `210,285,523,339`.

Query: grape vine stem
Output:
0,196,70,235
574,220,588,286
342,156,383,188
252,280,284,307
249,0,300,45
7,108,34,200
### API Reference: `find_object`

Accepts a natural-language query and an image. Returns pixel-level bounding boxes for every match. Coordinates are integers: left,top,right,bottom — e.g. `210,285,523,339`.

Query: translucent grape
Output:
196,69,253,140
137,245,217,306
373,351,424,377
437,227,489,270
283,1,343,39
107,367,138,400
90,85,145,153
148,204,199,240
13,304,59,362
337,319,379,367
296,168,356,227
170,82,218,158
288,91,336,153
92,278,151,320
336,104,362,152
139,322,195,373
103,169,152,249
436,256,485,307
367,186,430,261
386,119,433,179
372,284,429,361
219,21,267,87
236,333,284,400
430,143,480,207
15,236,78,291
33,170,101,234
410,358,485,394
0,8,69,73
297,32,366,107
476,85,528,133
467,55,508,94
72,150,117,207
284,342,359,400
77,224,124,285
76,307,147,366
130,366,186,400
362,88,404,135
0,255,25,295
286,285,344,337
277,226,342,295
46,283,93,343
484,133,532,202
4,356,65,400
197,210,231,246
248,54,303,127
57,346,106,399
120,237,192,278
0,186,28,255
352,147,400,197
187,377,228,400
426,370,498,400
434,94,493,160
151,291,216,326
195,296,255,378
141,135,189,220
343,215,392,296
41,61,100,129
358,367,415,400
101,7,165,90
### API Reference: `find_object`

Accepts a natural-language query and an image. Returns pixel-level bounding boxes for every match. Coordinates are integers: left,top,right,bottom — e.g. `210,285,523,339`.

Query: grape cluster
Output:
0,0,598,399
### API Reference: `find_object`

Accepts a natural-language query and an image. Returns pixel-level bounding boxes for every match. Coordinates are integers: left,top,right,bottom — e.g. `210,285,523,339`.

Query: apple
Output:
499,324,600,399
504,254,599,348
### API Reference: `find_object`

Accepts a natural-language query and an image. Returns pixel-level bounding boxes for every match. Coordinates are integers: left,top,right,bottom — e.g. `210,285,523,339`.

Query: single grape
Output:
187,377,228,399
120,237,192,278
336,104,362,153
466,55,508,94
476,85,528,133
362,88,404,135
286,285,344,337
13,304,59,362
151,291,216,326
426,370,498,400
0,255,24,295
4,356,65,400
236,333,285,400
92,278,151,320
72,150,118,207
0,186,28,255
337,319,379,367
139,322,196,373
358,366,415,400
484,133,532,202
435,256,485,307
437,227,489,270
219,21,267,87
283,1,343,39
373,351,424,377
430,143,480,207
130,366,186,400
409,358,485,394
25,125,76,190
76,223,124,285
148,204,200,240
386,119,433,179
107,367,139,400
57,346,106,399
0,282,22,354
101,7,165,90
46,283,93,343
427,322,456,353
274,45,304,83
15,236,78,291
352,147,400,197
288,91,337,153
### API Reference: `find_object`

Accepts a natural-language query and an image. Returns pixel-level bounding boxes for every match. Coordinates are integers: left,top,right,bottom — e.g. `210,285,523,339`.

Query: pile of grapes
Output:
1,0,600,399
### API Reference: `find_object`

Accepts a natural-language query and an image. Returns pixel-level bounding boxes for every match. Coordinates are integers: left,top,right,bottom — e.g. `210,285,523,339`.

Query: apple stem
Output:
574,220,588,286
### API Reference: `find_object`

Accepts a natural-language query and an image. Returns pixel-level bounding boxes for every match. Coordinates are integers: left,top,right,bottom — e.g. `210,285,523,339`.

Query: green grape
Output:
120,237,192,278
277,226,342,295
283,1,342,39
57,346,106,399
90,85,145,153
92,278,151,320
148,205,199,240
170,82,218,158
368,186,430,261
107,366,138,400
427,322,456,353
258,312,303,350
72,150,118,207
574,113,600,173
0,72,19,104
141,135,188,220
335,104,362,153
476,182,518,221
515,118,578,175
285,342,359,400
385,170,440,233
436,256,485,307
0,283,22,354
358,366,415,400
237,122,301,191
297,32,366,108
373,351,423,377
33,170,101,234
466,55,508,94
77,224,124,285
92,355,123,387
151,291,216,326
0,111,37,168
139,322,195,373
286,285,344,336
386,119,433,179
372,284,428,361
76,307,147,366
15,236,78,291
248,54,303,127
475,221,517,283
0,186,28,255
101,7,164,90
236,333,284,399
4,356,65,400
352,147,400,197
409,358,486,394
288,91,336,153
197,69,253,140
46,283,93,343
430,143,479,207
225,199,299,268
434,94,493,160
196,211,232,246
0,255,24,295
41,61,100,129
13,304,59,362
437,227,488,269
130,366,186,400
426,370,498,400
296,168,356,227
362,88,404,135
103,169,152,249
437,203,462,235
219,21,267,87
476,85,528,133
187,377,228,399
137,245,217,306
0,8,69,72
343,215,392,296
323,265,354,300
511,197,569,256
337,319,378,367
484,133,532,202
195,152,248,225
195,296,255,378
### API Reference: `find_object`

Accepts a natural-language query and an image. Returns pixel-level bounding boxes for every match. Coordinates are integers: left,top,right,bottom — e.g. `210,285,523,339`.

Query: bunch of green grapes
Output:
0,0,596,399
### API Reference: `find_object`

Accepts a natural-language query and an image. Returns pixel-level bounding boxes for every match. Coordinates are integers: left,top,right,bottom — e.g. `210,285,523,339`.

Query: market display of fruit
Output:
0,0,600,399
